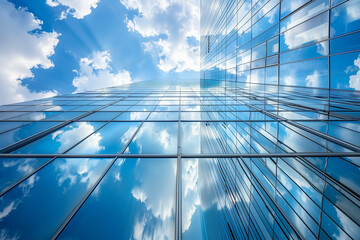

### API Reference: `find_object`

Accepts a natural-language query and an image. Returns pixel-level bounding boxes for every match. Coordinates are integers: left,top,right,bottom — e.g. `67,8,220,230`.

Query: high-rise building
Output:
0,1,359,240
200,0,360,239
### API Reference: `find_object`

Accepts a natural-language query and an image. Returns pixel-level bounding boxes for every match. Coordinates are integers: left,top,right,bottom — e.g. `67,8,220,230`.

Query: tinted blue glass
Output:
0,158,112,239
251,68,265,84
68,122,140,154
0,121,60,150
330,31,360,54
58,158,176,240
0,158,51,194
0,122,29,134
181,122,201,153
266,66,278,85
182,158,206,239
148,111,178,120
280,0,329,32
330,0,360,37
126,122,178,154
252,5,279,38
280,0,311,18
267,36,279,56
330,51,360,90
13,122,105,154
280,12,328,52
47,111,85,120
114,111,149,120
252,42,266,60
81,111,120,120
8,111,61,121
280,41,328,64
280,57,328,88
326,157,360,194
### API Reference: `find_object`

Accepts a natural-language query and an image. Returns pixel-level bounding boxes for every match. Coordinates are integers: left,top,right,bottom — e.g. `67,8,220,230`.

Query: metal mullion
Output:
175,85,182,240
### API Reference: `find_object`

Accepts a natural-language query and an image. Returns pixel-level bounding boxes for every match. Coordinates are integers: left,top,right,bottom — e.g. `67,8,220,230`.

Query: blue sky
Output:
0,0,200,105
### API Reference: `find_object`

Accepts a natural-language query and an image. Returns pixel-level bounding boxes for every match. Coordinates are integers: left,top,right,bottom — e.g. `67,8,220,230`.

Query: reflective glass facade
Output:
200,0,360,239
0,1,360,240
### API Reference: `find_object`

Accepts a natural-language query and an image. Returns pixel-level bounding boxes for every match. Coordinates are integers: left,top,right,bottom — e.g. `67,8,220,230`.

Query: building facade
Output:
0,0,360,240
200,0,360,239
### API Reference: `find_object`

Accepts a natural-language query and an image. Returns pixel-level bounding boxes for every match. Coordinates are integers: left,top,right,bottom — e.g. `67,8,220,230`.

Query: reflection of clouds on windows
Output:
332,206,360,240
0,228,21,240
305,70,321,88
113,159,125,182
130,122,177,154
0,201,17,221
349,55,360,91
19,174,39,197
283,21,327,50
55,158,104,193
316,42,328,55
130,159,176,240
182,159,200,233
52,122,103,153
345,2,360,22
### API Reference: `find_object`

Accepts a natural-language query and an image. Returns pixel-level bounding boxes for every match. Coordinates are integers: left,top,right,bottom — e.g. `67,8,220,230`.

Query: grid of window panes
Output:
200,0,360,239
200,0,360,91
0,79,359,240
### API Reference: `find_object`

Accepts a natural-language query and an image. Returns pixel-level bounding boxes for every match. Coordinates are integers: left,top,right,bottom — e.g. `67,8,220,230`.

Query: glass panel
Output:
81,112,120,121
13,122,105,154
330,31,360,54
58,158,176,240
182,158,206,239
0,122,60,150
252,5,280,38
280,12,328,52
68,122,140,154
330,0,360,37
280,0,329,31
148,112,179,120
280,58,328,88
126,122,178,154
252,42,266,60
0,122,29,134
181,122,201,153
0,158,112,239
280,41,328,64
114,112,149,120
0,158,51,194
281,0,311,18
330,51,360,91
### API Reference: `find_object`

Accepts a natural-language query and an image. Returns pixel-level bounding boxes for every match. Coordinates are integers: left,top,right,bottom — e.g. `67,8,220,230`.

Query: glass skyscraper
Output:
0,1,359,240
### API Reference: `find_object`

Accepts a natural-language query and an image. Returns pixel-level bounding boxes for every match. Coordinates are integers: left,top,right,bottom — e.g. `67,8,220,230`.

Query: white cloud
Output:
0,0,59,105
46,0,100,19
120,0,200,72
72,51,132,93
305,70,321,88
0,202,16,220
349,55,360,91
52,122,103,153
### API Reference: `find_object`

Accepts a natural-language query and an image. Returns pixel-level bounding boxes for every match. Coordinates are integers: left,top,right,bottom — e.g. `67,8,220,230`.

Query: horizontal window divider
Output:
0,152,359,159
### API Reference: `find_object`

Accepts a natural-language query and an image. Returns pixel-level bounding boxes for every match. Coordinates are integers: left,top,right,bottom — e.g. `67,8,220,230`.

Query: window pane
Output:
58,158,176,240
125,122,178,154
330,0,360,37
330,51,360,91
280,58,328,88
0,157,112,239
280,12,328,52
13,122,105,154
